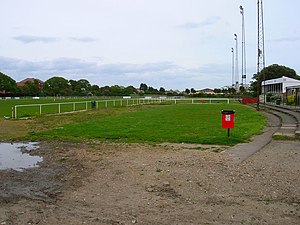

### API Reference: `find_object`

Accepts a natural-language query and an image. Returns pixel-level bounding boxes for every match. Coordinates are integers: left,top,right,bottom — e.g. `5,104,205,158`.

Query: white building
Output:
262,76,300,94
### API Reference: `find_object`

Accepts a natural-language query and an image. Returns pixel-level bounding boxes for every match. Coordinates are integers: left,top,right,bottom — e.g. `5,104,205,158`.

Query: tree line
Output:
0,73,176,97
1,64,299,97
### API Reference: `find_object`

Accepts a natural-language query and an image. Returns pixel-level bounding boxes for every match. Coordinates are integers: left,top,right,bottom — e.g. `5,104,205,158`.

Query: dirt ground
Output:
0,139,299,225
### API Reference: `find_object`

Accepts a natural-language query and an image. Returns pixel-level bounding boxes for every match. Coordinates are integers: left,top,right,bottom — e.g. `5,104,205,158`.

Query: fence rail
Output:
12,98,230,119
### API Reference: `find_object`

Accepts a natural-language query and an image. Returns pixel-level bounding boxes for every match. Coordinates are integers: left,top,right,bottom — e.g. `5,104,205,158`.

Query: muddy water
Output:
0,142,43,171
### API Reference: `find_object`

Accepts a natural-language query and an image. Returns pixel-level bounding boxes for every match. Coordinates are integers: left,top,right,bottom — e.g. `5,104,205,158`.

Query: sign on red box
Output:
221,110,235,129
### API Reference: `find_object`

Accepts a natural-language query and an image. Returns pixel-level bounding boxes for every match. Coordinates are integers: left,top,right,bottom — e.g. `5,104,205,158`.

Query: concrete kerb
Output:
225,111,280,163
296,130,300,139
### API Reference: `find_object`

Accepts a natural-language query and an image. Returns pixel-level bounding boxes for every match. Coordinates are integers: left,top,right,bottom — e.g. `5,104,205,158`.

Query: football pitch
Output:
25,103,265,145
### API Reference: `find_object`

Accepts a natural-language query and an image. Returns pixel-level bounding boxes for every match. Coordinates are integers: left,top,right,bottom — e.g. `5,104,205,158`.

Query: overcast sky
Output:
1,0,299,90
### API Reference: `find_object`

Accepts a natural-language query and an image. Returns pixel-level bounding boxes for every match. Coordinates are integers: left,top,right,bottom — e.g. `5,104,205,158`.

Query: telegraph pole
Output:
240,6,247,87
257,0,266,110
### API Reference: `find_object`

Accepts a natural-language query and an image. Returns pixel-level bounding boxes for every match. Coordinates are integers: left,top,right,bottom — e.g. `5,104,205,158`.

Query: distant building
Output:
261,76,300,103
261,76,300,94
197,88,214,94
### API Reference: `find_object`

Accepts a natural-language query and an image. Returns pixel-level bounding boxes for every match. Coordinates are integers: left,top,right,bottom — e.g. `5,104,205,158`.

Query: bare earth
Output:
0,139,299,225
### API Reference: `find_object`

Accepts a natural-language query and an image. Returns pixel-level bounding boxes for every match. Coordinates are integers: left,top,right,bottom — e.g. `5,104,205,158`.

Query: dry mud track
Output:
0,139,300,225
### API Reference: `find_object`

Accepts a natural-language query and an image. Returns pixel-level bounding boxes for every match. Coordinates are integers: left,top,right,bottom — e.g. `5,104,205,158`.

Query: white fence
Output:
13,98,230,118
13,98,165,118
171,98,230,104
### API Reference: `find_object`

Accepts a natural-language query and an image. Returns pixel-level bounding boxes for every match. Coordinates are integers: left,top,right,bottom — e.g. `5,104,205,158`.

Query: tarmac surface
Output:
226,110,281,162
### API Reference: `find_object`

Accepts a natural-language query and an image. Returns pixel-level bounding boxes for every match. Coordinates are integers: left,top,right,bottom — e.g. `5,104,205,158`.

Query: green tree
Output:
147,86,158,94
43,76,70,96
228,87,236,94
213,88,222,93
75,79,91,96
110,85,123,96
69,79,78,93
99,86,111,96
239,86,245,94
0,72,17,94
91,84,100,95
124,86,136,95
139,83,148,91
159,87,166,94
20,80,40,96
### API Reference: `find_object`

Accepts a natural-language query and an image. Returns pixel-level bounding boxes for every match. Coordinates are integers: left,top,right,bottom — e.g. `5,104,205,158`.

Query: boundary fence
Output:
12,98,230,119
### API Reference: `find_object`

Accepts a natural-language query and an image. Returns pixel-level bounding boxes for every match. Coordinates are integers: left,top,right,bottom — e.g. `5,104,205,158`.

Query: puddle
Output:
0,142,43,171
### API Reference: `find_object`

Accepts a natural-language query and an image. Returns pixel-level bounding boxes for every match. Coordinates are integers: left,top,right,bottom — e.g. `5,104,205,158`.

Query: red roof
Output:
17,78,44,87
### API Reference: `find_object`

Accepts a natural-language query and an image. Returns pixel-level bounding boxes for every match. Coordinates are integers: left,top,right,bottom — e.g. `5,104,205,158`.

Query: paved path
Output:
263,103,300,138
226,111,280,162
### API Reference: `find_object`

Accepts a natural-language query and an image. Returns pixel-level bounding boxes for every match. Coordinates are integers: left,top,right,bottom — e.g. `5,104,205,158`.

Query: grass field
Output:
0,97,143,118
0,98,99,117
1,97,229,118
27,103,266,145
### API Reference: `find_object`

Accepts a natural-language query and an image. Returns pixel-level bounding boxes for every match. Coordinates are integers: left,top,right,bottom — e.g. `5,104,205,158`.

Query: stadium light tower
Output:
231,48,234,87
234,34,239,90
257,0,266,110
240,5,247,87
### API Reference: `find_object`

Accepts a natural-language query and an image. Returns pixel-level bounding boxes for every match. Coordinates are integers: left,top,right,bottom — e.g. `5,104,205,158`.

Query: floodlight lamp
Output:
240,5,244,14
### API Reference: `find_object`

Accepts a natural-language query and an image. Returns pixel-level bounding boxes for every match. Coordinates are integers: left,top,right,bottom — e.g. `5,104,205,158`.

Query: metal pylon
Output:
257,0,266,109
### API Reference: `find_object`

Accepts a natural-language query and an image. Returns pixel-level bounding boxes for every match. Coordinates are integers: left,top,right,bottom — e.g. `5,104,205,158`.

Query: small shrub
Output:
287,94,296,105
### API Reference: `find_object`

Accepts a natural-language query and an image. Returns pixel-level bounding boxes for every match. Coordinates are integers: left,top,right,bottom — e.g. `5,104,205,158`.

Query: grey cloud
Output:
100,62,178,75
12,35,99,44
0,57,178,80
13,35,59,44
177,16,220,29
0,57,232,89
69,37,99,43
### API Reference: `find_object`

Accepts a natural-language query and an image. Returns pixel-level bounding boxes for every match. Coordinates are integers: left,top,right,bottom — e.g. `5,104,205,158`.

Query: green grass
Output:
272,135,299,141
27,104,266,145
0,98,97,117
0,97,133,118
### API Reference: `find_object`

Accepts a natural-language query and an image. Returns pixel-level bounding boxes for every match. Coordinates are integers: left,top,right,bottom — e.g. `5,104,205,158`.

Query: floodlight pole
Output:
231,48,235,87
234,34,239,91
256,0,266,110
240,5,247,87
